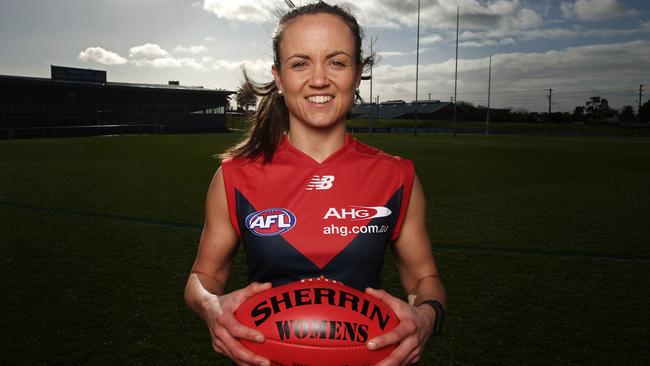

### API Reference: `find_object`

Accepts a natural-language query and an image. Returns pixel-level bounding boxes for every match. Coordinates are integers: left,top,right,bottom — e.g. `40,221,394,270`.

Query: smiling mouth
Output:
307,95,335,104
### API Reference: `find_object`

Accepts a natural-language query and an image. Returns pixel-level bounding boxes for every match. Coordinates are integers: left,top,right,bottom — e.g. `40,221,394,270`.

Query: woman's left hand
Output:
365,287,436,366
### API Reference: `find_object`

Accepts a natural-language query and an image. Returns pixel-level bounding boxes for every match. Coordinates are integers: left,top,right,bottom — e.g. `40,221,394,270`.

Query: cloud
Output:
78,47,128,65
124,43,210,71
456,22,650,45
130,57,208,71
643,21,650,31
378,51,408,58
174,45,208,54
199,0,542,34
352,0,543,31
210,58,274,80
560,0,638,21
197,0,646,50
362,40,650,111
459,37,516,48
421,34,443,45
201,0,279,23
204,36,216,42
129,43,169,58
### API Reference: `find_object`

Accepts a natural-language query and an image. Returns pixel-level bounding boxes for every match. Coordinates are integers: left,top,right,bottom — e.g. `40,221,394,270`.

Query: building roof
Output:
0,74,234,95
351,100,452,119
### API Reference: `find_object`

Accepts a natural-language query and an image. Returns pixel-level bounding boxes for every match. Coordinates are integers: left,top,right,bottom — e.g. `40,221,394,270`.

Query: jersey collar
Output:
277,133,355,166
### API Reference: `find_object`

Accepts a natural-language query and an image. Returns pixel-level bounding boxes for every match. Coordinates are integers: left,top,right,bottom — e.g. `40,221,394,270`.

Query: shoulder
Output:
351,137,414,170
220,155,264,171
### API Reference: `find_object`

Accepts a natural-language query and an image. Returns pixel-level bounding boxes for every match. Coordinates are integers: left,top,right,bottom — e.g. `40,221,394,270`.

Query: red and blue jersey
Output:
221,134,415,290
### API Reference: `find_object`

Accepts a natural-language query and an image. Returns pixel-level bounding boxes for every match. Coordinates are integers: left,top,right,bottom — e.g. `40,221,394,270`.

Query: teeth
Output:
308,95,333,104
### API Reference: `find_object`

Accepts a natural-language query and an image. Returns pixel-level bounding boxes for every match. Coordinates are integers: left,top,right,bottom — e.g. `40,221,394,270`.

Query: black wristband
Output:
417,300,445,336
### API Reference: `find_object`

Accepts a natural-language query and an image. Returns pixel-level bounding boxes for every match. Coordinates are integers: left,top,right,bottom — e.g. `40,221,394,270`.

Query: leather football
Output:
235,278,400,366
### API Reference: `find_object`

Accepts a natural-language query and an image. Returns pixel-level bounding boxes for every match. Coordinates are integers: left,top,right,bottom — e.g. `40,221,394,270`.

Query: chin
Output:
294,112,347,130
311,115,348,128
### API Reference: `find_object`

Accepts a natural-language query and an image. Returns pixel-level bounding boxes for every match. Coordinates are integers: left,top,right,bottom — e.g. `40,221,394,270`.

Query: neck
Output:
286,122,347,163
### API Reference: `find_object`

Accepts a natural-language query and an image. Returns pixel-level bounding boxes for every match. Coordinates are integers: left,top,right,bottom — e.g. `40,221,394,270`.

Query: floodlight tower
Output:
452,6,459,137
414,0,421,136
368,36,373,138
486,55,491,136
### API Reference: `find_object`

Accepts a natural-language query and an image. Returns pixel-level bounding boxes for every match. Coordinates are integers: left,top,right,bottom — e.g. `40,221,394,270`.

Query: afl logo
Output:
246,208,297,236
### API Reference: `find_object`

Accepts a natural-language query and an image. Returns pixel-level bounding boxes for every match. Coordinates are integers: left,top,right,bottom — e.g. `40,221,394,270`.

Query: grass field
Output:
1,132,649,365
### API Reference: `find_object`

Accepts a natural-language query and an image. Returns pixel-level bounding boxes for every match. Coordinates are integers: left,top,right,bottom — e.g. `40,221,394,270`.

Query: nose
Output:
309,64,330,88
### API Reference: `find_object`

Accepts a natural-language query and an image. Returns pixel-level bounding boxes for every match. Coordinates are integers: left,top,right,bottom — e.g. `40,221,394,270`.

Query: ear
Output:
271,65,283,93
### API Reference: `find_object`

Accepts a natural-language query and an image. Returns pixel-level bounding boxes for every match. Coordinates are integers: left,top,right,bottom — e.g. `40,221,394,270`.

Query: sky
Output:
1,0,649,113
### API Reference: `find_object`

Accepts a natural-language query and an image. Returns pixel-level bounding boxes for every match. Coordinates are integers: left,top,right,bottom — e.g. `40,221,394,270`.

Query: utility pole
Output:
452,6,459,137
414,0,421,137
548,88,553,123
429,92,431,101
640,84,645,113
486,55,491,136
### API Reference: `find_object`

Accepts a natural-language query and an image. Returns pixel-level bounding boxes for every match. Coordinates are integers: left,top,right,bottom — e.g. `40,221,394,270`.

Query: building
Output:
351,100,465,120
0,66,234,138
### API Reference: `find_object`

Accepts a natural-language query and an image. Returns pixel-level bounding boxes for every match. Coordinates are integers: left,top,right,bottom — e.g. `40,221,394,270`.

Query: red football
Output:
235,278,400,366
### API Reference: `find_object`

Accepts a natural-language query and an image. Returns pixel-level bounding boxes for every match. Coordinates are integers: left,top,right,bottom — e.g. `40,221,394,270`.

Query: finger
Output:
218,327,270,366
366,287,405,309
223,315,265,343
403,346,422,365
243,281,272,297
374,338,417,366
373,353,400,366
212,338,230,358
233,282,273,305
368,321,416,350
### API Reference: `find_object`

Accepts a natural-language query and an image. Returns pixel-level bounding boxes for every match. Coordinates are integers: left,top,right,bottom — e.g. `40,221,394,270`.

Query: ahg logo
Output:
245,208,296,236
306,175,335,190
323,206,392,221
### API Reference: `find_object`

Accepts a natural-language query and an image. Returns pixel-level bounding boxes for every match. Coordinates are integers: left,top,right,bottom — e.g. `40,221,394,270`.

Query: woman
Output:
184,2,446,366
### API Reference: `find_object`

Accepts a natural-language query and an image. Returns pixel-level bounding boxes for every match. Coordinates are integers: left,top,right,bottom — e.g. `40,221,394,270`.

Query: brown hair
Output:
221,1,374,163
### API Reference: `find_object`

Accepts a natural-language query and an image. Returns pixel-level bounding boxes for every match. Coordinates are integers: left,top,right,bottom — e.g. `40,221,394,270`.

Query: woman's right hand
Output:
200,281,272,366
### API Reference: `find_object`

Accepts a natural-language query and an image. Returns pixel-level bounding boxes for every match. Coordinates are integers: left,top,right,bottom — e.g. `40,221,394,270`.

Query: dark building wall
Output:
0,75,232,138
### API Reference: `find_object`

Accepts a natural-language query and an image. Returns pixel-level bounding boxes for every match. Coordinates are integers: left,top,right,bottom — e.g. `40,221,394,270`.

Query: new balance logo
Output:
306,175,335,190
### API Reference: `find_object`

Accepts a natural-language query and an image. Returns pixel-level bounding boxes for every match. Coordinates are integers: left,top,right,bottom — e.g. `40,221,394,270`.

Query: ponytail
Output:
220,71,289,163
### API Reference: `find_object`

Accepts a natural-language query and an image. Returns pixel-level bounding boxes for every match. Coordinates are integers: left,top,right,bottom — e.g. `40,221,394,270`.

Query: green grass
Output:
1,133,649,365
228,115,650,136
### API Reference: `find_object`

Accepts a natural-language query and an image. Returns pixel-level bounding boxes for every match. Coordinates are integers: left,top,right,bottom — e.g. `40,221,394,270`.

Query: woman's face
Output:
272,13,361,130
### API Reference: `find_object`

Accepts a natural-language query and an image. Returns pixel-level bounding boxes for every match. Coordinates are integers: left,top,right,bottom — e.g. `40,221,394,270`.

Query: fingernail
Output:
255,335,264,343
260,361,270,366
368,341,376,350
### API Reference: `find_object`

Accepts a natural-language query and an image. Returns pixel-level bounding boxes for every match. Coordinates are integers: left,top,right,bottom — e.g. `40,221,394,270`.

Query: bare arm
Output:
392,174,446,308
184,167,271,366
184,166,238,311
367,174,446,366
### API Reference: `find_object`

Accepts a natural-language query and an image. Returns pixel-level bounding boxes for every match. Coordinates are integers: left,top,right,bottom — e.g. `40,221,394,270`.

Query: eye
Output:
330,60,346,67
291,60,308,69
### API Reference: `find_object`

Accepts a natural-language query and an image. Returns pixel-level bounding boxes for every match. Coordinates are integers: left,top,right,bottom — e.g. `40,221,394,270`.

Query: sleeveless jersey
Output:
221,134,415,290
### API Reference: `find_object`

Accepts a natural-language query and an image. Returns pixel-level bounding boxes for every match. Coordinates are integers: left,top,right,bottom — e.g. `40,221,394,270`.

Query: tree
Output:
639,100,650,123
618,105,636,123
572,106,585,122
584,96,616,122
235,82,257,111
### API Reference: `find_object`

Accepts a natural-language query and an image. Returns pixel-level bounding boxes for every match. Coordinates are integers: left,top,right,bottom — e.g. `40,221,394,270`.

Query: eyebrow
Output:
287,51,352,60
